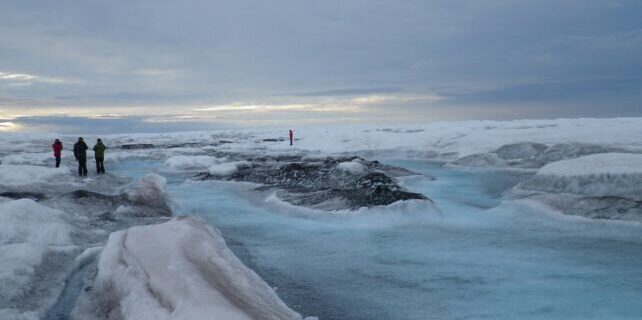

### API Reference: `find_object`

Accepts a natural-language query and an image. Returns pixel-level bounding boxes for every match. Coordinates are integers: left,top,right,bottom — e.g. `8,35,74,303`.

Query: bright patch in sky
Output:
0,121,21,131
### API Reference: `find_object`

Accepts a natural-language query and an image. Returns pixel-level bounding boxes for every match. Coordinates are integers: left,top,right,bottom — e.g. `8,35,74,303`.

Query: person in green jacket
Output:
93,138,106,174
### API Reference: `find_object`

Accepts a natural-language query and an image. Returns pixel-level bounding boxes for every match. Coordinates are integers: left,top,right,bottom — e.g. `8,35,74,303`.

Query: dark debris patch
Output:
120,143,155,150
195,155,431,210
0,192,48,201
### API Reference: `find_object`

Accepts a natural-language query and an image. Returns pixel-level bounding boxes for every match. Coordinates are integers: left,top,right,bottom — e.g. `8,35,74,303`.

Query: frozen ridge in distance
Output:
3,118,642,164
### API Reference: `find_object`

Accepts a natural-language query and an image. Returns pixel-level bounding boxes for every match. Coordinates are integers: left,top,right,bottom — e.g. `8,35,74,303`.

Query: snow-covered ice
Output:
0,199,76,320
4,117,639,164
164,155,223,170
208,161,251,176
538,153,642,177
512,153,642,221
78,216,310,320
519,153,642,200
0,164,72,187
1,117,642,319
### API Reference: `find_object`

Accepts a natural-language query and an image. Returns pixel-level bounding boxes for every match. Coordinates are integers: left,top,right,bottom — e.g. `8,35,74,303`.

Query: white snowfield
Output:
84,217,312,320
164,155,223,170
0,199,75,320
1,117,642,319
521,153,642,200
1,152,63,166
538,153,642,177
2,118,641,165
0,164,72,186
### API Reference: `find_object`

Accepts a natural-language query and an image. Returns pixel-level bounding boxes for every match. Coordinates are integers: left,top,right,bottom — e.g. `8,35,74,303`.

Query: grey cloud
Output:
0,0,640,120
281,87,403,97
53,92,199,103
12,116,234,134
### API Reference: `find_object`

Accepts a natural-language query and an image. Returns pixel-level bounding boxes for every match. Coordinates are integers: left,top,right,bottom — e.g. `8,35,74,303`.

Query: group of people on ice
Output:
51,130,294,176
52,137,107,176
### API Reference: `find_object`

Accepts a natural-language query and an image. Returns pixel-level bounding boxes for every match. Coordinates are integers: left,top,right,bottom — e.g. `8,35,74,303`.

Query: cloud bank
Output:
1,0,640,130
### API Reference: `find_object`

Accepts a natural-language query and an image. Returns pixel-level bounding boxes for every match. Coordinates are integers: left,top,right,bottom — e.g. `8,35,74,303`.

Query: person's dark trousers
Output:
78,156,88,176
55,157,61,168
290,139,293,146
96,157,105,174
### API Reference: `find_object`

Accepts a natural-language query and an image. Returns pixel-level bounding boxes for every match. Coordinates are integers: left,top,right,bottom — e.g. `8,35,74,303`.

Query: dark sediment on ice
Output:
195,155,430,210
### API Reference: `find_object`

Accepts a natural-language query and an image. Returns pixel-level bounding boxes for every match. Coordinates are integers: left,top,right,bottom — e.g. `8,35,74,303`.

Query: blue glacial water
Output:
111,160,642,320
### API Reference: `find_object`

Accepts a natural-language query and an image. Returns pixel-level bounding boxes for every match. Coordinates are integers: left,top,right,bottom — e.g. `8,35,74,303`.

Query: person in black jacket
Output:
73,137,89,176
93,138,106,174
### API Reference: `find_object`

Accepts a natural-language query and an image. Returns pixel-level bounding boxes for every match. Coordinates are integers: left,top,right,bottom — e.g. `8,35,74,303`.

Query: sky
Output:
1,0,641,133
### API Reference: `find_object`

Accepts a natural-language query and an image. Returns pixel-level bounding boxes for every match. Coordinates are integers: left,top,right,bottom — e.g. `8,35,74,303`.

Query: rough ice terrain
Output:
513,153,642,221
73,217,309,320
1,117,642,319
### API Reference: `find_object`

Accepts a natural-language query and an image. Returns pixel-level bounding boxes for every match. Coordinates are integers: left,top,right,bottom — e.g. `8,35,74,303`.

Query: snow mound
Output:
164,155,222,170
537,153,642,177
0,199,75,318
494,142,548,160
536,143,628,164
121,174,172,216
335,160,367,175
519,153,642,200
128,174,167,197
448,141,637,170
0,164,72,186
450,153,508,168
208,161,250,176
86,217,310,320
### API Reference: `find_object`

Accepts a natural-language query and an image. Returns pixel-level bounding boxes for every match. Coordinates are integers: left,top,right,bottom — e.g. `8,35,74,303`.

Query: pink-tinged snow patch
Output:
90,216,313,320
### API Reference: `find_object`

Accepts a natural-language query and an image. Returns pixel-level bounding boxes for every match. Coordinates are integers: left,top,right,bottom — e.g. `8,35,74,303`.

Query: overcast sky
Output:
1,0,641,132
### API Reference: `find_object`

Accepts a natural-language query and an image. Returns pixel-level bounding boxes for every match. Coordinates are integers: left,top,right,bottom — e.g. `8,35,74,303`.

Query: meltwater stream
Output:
112,160,642,320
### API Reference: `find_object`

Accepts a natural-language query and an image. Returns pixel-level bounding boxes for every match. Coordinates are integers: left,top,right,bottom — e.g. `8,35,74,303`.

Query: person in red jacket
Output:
289,129,294,146
52,139,63,168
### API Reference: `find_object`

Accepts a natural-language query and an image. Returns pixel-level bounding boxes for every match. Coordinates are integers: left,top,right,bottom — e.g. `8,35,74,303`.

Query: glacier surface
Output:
1,117,642,319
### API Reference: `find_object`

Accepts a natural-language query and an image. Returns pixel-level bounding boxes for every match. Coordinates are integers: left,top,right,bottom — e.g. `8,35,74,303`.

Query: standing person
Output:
52,139,63,168
289,129,294,146
73,137,88,176
93,138,106,174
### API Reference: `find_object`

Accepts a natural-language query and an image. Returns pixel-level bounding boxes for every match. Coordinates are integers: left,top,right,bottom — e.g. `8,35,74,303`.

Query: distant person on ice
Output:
93,138,106,174
52,139,63,168
73,137,88,176
289,129,294,146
